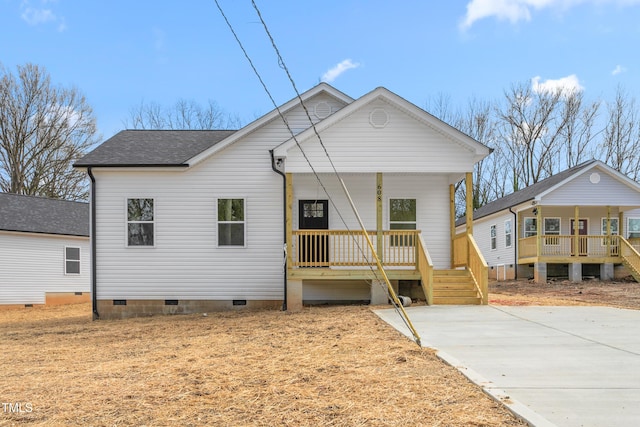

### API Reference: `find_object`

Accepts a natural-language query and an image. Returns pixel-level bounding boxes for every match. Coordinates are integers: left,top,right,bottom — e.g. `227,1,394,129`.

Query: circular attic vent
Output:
369,108,389,128
590,172,601,184
314,102,331,119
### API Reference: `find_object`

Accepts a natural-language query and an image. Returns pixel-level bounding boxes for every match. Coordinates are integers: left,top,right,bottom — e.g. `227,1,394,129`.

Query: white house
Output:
0,193,90,308
457,160,640,283
74,83,491,319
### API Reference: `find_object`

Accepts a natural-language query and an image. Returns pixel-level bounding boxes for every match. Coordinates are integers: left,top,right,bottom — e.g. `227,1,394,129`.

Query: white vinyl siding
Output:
0,232,89,305
472,212,517,266
284,98,480,173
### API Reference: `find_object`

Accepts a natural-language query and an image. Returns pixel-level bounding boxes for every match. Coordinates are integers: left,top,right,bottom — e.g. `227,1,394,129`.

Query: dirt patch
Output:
490,277,640,309
0,303,525,426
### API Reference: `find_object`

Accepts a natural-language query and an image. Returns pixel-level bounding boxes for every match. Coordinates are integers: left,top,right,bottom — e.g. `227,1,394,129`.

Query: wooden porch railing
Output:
620,238,640,282
519,235,622,259
453,233,488,304
292,230,419,268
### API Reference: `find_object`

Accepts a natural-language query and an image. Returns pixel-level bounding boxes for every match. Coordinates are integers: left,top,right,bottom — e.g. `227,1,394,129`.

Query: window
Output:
524,217,537,238
505,219,512,248
218,198,245,246
490,225,497,250
389,198,416,246
628,218,640,239
65,247,80,274
601,217,619,246
127,198,154,246
544,217,561,245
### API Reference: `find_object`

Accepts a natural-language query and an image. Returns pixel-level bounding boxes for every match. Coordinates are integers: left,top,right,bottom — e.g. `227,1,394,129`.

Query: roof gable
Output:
462,160,640,224
273,86,490,162
0,193,89,236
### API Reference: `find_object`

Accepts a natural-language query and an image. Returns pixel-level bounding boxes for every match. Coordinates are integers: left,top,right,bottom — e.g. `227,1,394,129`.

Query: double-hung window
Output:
601,217,619,246
544,217,561,246
65,247,80,274
389,198,416,246
127,198,154,246
524,217,537,238
628,218,640,239
490,225,497,250
504,219,512,248
218,198,245,246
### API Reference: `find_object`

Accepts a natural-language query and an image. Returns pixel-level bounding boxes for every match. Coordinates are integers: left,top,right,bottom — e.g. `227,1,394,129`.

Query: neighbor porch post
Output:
465,172,473,267
376,173,383,263
449,183,455,268
573,206,580,257
286,173,303,312
606,206,611,257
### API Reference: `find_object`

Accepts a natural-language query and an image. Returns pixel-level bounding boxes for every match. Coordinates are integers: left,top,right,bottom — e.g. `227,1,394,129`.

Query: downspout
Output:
269,150,287,311
509,207,518,280
87,167,99,319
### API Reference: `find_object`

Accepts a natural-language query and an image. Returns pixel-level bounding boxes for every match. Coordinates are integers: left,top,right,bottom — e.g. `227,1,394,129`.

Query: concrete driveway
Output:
374,305,640,427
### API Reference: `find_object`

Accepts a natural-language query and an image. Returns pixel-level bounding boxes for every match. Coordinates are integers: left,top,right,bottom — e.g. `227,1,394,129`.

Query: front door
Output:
298,200,329,266
571,219,588,256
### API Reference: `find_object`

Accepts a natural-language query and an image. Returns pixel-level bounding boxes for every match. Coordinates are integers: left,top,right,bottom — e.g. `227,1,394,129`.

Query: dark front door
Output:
571,219,588,256
298,200,329,266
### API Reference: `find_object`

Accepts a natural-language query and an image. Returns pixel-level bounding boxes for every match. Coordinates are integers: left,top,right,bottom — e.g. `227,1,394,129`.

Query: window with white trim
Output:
524,217,537,238
127,198,154,246
505,219,512,248
218,198,245,246
544,217,561,246
65,247,80,275
601,217,619,246
628,218,640,239
389,198,416,246
490,224,497,250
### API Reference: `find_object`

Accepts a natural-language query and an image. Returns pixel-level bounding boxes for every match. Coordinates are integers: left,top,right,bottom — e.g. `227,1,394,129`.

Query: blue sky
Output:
2,0,640,140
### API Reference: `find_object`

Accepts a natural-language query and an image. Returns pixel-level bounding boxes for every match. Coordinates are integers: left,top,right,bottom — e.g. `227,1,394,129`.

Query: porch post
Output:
606,206,611,257
536,205,542,257
619,211,625,239
465,172,473,236
573,206,580,258
450,183,455,268
376,173,383,263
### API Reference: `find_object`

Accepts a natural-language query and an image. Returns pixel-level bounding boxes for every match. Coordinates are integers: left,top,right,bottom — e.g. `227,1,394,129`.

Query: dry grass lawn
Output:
0,303,525,426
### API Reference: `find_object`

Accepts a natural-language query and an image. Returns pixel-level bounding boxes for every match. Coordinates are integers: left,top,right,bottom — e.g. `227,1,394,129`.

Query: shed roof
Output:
74,130,236,167
0,193,89,237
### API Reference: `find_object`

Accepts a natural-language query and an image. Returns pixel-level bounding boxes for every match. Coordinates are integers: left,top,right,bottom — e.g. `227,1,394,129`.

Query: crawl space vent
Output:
314,102,331,119
369,108,389,128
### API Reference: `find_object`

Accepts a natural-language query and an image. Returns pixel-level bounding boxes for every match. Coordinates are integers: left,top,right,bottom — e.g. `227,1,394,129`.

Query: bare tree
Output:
124,99,242,130
598,86,640,180
0,63,97,200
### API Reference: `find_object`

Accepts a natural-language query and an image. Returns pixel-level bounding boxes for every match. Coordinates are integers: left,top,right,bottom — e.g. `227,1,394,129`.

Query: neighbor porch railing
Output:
291,230,419,268
518,235,622,259
453,233,488,304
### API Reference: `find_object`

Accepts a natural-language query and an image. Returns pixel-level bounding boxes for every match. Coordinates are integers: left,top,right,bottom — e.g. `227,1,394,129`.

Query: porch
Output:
287,229,488,306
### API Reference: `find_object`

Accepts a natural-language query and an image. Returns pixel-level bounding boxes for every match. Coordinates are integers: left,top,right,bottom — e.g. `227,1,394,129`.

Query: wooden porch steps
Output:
432,269,482,305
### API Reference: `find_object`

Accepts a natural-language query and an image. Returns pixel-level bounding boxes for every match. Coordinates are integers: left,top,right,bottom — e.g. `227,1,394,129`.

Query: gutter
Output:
269,150,288,311
509,207,518,280
87,167,99,320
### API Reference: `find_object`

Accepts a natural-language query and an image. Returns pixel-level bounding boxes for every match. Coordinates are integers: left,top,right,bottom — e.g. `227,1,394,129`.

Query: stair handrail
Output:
619,237,640,280
416,234,434,305
467,234,489,305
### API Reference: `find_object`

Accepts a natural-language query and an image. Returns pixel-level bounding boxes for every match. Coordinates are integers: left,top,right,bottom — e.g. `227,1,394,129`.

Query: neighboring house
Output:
0,193,90,307
74,83,491,319
457,160,640,283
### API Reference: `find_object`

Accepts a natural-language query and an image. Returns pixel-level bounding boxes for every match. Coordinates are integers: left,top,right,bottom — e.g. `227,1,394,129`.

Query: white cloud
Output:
321,59,360,83
20,1,66,32
531,74,584,95
460,0,640,30
612,64,627,75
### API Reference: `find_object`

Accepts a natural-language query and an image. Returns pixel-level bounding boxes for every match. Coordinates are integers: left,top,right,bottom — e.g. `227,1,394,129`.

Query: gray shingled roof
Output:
0,193,89,236
457,160,597,226
74,130,237,167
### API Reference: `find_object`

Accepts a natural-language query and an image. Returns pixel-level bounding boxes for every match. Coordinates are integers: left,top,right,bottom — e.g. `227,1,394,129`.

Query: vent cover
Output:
314,102,331,119
589,172,601,184
369,108,389,128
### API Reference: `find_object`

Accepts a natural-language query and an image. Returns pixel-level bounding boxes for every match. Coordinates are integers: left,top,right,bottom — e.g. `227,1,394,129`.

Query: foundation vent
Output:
233,300,247,306
113,300,127,306
165,300,179,306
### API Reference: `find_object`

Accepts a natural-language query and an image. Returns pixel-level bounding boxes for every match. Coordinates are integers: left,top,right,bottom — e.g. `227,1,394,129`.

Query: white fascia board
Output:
187,83,354,167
